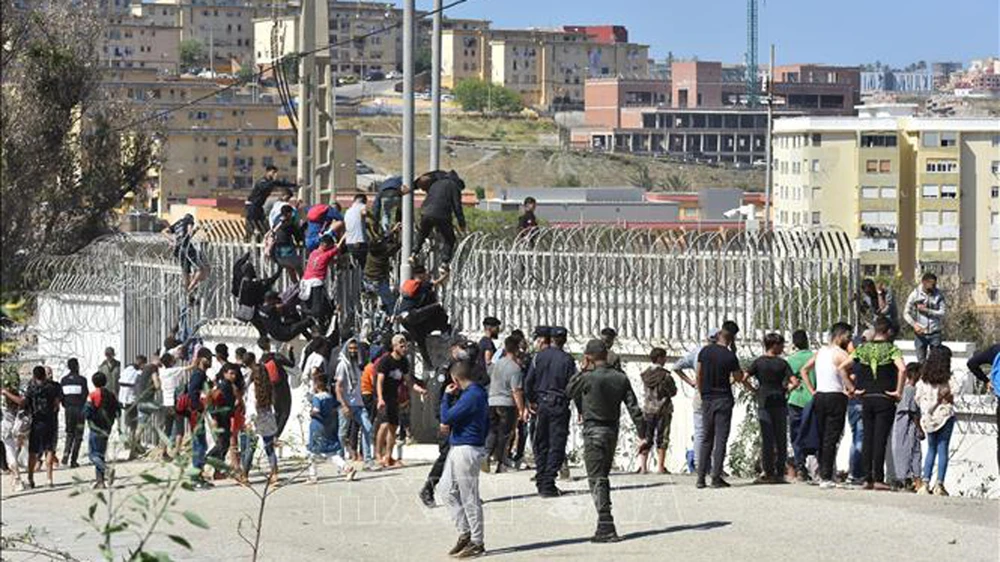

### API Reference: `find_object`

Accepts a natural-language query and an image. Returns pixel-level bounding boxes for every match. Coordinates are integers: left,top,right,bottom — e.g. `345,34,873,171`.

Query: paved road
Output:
2,461,997,561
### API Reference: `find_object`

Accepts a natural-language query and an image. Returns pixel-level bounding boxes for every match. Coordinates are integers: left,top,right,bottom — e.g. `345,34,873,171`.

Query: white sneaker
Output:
819,480,836,490
344,466,357,481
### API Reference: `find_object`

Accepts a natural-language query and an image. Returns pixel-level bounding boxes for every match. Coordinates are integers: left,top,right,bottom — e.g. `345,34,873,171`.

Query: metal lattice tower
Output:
745,0,760,107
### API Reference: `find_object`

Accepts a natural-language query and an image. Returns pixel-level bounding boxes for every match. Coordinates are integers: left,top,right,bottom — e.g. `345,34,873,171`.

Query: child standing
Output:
892,363,923,491
84,372,121,489
307,372,356,484
915,347,960,496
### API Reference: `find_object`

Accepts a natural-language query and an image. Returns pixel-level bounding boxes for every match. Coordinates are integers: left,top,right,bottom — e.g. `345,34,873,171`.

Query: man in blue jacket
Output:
439,361,489,559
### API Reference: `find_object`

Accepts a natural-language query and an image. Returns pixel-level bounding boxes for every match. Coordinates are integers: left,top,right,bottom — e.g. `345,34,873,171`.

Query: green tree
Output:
1,0,161,291
414,47,432,75
628,162,654,189
452,78,523,114
179,39,204,70
236,64,257,84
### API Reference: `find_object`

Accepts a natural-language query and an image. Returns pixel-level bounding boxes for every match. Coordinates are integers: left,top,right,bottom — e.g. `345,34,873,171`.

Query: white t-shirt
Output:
118,365,141,404
269,202,293,228
814,346,846,393
159,366,185,408
302,352,327,385
344,202,366,245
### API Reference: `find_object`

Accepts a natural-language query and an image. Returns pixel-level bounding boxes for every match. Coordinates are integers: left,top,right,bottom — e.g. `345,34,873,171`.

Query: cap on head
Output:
600,327,617,339
532,326,551,339
550,326,568,338
584,338,607,356
105,347,116,357
483,317,501,328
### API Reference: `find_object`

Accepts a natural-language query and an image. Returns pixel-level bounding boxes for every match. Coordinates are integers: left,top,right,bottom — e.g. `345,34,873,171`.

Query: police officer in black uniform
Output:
60,358,89,468
568,339,646,543
524,326,576,497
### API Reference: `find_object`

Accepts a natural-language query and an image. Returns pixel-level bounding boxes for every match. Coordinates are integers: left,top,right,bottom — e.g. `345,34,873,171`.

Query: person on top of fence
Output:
903,272,947,363
253,290,315,342
344,194,370,270
858,278,900,337
373,176,409,231
364,220,402,318
305,202,344,254
268,204,304,283
398,262,451,371
301,232,347,336
267,188,298,229
245,165,296,243
411,170,467,274
164,213,209,295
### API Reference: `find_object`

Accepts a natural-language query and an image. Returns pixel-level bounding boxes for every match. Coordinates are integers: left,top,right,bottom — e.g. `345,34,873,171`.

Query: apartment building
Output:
772,104,1000,304
127,0,299,71
440,24,649,110
103,22,181,72
327,0,401,77
252,15,297,69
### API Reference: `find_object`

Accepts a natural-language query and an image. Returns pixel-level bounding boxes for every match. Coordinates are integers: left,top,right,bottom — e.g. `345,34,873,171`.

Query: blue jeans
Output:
240,431,277,474
848,400,864,480
922,416,956,483
191,415,208,472
788,404,806,472
339,405,374,462
914,332,942,363
88,432,108,481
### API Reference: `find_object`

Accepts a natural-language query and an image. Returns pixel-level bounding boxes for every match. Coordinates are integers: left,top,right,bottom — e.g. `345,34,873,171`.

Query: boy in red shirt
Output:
301,233,344,333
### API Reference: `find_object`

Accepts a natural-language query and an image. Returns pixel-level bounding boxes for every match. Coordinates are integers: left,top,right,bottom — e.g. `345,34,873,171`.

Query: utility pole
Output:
209,25,215,77
429,0,442,171
764,43,775,231
399,0,415,286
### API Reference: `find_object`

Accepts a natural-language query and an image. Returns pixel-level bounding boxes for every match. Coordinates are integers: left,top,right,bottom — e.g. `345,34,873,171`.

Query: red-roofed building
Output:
562,25,628,44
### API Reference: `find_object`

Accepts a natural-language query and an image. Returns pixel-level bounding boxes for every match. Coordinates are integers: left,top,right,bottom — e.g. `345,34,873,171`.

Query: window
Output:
922,184,938,198
217,176,228,188
993,135,1000,147
940,132,957,147
812,133,822,147
922,239,940,252
921,211,939,225
940,185,958,198
881,187,897,199
217,156,227,167
879,160,891,173
811,211,821,225
812,187,821,199
811,159,819,172
940,239,958,252
861,134,897,147
862,211,896,225
926,159,957,173
992,186,999,198
861,187,879,199
866,160,878,173
992,161,1000,174
941,211,958,225
922,132,939,147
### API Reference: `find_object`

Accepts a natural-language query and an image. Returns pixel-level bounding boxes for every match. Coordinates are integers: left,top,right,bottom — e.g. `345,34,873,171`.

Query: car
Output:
355,160,374,175
364,70,385,82
441,93,455,102
385,70,401,79
337,75,359,86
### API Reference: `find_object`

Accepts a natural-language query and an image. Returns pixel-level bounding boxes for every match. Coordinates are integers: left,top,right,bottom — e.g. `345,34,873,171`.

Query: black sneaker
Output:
538,487,565,498
419,488,435,508
454,543,484,559
448,533,471,556
590,532,622,544
710,478,731,489
696,479,706,489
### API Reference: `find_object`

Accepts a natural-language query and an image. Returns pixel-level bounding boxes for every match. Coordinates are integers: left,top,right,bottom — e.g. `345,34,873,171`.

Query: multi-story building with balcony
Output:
772,104,1000,304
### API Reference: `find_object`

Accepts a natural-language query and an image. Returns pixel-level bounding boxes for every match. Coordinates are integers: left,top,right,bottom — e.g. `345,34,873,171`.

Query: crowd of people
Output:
3,161,999,557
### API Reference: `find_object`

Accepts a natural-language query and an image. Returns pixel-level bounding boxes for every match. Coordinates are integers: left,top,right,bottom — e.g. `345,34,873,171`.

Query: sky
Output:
421,0,999,67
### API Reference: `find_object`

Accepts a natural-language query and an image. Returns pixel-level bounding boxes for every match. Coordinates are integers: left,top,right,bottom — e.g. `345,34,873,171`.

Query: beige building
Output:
127,0,299,71
327,0,401,77
103,22,181,72
252,15,297,69
772,104,1000,304
442,27,648,109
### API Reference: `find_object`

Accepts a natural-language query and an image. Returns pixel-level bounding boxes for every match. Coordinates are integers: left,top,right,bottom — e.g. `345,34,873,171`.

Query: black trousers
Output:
512,418,531,463
413,216,457,264
63,405,85,465
485,406,517,468
583,424,618,534
533,400,570,492
346,243,369,270
758,404,788,479
207,422,232,472
813,392,848,481
244,205,268,243
697,396,734,481
423,430,451,494
861,396,895,483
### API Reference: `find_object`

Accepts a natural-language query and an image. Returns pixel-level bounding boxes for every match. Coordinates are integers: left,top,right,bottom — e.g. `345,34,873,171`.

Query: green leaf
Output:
87,503,97,521
182,511,209,529
139,473,164,485
167,534,192,549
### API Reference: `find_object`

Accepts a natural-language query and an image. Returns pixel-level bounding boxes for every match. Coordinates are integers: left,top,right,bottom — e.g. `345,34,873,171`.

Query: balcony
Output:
859,224,897,239
857,238,897,253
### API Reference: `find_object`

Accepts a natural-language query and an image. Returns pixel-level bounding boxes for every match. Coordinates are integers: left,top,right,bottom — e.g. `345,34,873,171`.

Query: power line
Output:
111,0,472,133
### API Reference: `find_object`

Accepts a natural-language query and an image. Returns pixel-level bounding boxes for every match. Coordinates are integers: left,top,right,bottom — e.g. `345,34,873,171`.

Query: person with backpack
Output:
206,364,240,480
411,170,467,272
258,337,294,439
637,347,677,474
85,372,120,489
398,264,451,371
269,204,304,283
59,358,88,468
1,368,29,492
242,353,281,485
305,203,344,254
158,353,187,458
